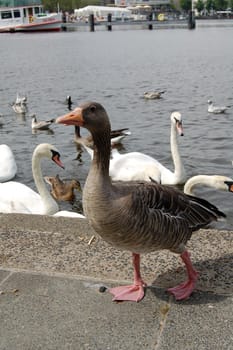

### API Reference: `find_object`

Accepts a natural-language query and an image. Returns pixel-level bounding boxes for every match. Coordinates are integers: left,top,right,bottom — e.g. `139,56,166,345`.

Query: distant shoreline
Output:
61,18,233,32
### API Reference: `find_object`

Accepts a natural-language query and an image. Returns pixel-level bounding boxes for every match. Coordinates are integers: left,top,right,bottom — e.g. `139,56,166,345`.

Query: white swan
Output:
0,143,64,214
53,211,85,218
184,175,233,195
207,100,228,114
110,111,186,184
0,144,17,182
80,112,185,184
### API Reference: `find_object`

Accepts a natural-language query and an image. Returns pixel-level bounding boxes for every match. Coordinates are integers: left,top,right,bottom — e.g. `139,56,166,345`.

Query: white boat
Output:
0,1,62,33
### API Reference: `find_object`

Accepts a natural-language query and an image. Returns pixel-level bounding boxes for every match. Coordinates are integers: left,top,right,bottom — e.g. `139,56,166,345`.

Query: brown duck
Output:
56,102,226,303
44,174,81,202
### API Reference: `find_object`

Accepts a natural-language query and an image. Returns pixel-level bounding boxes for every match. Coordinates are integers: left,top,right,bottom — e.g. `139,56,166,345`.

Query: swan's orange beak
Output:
225,181,233,192
176,120,184,136
52,152,65,169
56,107,84,127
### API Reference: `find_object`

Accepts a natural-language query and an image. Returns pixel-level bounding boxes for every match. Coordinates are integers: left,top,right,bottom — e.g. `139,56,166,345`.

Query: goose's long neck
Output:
92,128,111,180
32,152,58,214
184,175,212,195
170,123,185,178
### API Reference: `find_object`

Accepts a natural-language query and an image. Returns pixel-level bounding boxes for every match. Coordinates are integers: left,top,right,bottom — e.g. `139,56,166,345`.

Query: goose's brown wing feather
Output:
112,181,225,253
128,182,224,227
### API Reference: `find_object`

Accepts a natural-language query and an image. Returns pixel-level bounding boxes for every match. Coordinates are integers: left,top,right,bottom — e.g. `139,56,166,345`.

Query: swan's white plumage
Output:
53,211,85,218
111,112,186,184
81,112,185,185
184,175,233,195
0,144,17,182
0,143,62,215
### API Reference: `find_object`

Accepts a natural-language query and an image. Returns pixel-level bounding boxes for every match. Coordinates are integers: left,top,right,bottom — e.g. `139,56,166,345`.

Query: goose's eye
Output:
90,105,96,113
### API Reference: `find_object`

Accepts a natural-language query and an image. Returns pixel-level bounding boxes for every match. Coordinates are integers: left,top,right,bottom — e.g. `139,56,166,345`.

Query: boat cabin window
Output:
34,7,40,14
13,10,21,18
1,11,12,19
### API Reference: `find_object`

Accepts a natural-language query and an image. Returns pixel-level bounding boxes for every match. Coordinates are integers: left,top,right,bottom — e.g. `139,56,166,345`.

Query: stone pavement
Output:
0,213,232,350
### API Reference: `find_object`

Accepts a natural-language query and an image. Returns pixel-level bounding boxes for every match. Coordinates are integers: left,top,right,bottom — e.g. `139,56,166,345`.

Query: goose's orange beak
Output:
56,107,84,126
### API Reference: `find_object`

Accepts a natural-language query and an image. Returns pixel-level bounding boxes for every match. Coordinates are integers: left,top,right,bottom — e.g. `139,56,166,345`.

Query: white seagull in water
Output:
207,100,228,114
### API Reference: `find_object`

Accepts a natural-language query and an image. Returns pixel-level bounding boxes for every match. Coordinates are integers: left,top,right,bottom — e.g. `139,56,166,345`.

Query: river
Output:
0,22,233,229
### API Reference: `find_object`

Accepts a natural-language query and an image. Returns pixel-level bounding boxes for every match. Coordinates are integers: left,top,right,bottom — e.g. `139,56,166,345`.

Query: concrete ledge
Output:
0,213,233,349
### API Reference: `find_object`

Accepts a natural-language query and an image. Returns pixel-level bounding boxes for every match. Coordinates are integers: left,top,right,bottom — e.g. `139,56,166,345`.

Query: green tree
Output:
214,0,228,9
195,0,205,12
179,0,192,12
205,0,216,11
228,0,233,8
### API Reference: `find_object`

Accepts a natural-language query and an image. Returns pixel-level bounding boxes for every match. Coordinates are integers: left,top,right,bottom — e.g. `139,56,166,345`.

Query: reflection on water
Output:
32,129,54,135
0,25,233,228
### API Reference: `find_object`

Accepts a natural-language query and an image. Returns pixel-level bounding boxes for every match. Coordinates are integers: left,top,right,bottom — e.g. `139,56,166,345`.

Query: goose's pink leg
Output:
109,253,147,302
167,250,199,300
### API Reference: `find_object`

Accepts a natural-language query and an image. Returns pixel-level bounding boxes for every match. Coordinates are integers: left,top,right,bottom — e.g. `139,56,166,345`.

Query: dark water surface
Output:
0,25,233,229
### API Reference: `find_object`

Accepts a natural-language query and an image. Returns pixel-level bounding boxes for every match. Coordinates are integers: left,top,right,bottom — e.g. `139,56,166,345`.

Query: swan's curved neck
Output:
170,123,185,179
32,152,59,214
184,175,214,195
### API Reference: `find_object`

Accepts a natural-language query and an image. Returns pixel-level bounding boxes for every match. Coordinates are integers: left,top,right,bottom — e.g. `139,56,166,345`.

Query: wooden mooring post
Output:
148,12,153,30
89,14,95,32
107,13,112,31
188,10,196,29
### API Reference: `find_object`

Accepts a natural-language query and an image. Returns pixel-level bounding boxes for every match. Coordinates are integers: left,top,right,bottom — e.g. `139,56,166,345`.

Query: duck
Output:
81,111,186,185
184,174,233,195
0,114,3,127
74,125,131,148
44,174,82,202
207,100,228,114
31,114,55,131
143,90,166,100
0,144,17,182
56,101,226,302
66,95,73,110
0,143,64,215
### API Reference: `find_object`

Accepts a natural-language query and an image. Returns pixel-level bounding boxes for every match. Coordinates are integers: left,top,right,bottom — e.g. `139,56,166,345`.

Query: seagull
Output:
207,100,228,114
144,91,166,100
31,114,55,130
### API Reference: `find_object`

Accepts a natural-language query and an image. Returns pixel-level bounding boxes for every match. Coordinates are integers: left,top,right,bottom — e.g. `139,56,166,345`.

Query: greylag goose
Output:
31,114,55,130
184,175,233,195
0,143,64,214
56,101,226,302
144,91,166,99
207,100,228,114
0,144,17,182
44,174,82,202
